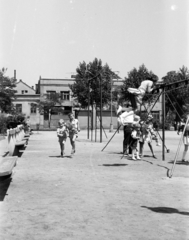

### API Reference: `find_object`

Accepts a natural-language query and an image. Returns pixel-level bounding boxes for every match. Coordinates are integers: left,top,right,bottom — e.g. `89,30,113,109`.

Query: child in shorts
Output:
57,119,68,157
67,113,80,157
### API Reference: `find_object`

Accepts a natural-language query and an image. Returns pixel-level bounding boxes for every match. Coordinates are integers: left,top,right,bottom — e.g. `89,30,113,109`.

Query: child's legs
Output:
69,134,76,150
59,140,65,153
182,144,188,160
139,142,144,155
148,142,155,155
129,93,137,110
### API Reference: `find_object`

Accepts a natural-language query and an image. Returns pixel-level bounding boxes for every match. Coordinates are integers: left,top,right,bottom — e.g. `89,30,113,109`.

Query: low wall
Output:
78,110,118,130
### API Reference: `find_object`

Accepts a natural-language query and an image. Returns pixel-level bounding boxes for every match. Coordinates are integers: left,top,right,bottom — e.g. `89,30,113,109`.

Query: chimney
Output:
14,70,16,81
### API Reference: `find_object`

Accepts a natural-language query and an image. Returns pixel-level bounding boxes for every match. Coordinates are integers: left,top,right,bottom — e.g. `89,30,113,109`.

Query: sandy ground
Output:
0,129,189,240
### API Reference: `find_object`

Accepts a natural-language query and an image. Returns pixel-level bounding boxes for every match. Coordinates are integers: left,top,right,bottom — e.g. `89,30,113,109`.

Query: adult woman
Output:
181,119,189,162
117,104,140,156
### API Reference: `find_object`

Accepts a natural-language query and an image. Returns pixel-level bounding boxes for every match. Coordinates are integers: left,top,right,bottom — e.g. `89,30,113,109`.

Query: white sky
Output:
0,0,188,86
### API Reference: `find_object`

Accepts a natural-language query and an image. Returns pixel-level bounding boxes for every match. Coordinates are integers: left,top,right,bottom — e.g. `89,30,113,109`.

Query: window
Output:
16,104,22,113
31,104,37,114
61,91,70,100
46,91,56,99
21,90,28,94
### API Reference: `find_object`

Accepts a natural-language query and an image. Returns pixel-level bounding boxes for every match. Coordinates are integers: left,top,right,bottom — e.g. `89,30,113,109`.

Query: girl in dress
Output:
181,119,189,162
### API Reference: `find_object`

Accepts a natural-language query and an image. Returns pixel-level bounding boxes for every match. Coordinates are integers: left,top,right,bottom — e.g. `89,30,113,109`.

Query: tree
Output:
36,93,62,128
0,68,16,113
162,66,189,124
118,64,158,106
69,58,118,109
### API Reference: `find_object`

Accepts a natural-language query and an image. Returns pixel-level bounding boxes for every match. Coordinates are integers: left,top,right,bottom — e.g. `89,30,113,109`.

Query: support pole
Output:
100,75,102,143
162,87,165,160
87,80,90,139
91,102,94,141
110,75,113,132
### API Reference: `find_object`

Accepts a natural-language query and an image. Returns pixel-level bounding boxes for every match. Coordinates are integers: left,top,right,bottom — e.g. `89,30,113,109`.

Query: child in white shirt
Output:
67,113,80,156
128,77,158,109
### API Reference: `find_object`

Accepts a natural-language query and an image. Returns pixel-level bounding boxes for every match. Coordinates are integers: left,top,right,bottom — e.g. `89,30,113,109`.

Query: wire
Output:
165,93,182,121
169,92,185,116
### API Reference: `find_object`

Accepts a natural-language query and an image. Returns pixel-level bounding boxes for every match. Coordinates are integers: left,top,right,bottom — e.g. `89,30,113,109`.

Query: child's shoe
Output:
132,156,136,160
71,149,75,155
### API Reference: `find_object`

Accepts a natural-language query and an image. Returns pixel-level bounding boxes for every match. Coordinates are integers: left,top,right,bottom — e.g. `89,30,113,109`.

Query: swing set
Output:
101,78,189,178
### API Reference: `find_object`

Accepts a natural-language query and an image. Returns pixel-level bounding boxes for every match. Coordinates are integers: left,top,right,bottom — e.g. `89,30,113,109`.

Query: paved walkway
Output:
0,130,189,240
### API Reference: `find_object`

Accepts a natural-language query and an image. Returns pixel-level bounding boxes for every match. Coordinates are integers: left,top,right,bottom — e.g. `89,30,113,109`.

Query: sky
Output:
0,0,188,87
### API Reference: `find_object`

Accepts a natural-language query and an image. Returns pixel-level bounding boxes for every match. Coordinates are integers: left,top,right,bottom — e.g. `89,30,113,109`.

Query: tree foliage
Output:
70,58,118,109
0,68,16,113
162,66,189,122
35,93,62,128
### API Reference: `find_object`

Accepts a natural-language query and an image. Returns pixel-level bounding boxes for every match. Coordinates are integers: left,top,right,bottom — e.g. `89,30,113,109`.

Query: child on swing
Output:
128,76,158,110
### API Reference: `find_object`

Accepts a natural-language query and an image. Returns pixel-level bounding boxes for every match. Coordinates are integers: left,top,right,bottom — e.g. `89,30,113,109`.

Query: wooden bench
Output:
7,125,28,156
0,156,18,176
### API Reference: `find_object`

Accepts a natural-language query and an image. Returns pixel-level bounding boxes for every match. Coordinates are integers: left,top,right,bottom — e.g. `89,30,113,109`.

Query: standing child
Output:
67,113,80,157
139,115,157,159
57,119,68,157
130,123,141,160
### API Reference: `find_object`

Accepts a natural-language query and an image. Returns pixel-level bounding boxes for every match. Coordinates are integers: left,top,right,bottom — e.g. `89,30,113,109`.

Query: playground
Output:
0,129,189,240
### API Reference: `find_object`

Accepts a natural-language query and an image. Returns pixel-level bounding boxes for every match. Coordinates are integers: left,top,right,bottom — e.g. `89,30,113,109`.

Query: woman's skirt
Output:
183,136,189,145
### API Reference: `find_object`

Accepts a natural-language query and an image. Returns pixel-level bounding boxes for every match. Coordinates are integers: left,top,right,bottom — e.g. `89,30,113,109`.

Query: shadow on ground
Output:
0,174,12,201
14,145,27,158
49,155,72,158
168,161,189,165
141,206,189,216
101,164,128,167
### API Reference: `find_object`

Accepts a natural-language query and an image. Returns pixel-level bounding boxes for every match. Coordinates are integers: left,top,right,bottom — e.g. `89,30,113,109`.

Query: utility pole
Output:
109,71,119,132
109,74,113,132
87,78,90,139
100,74,102,143
162,86,165,161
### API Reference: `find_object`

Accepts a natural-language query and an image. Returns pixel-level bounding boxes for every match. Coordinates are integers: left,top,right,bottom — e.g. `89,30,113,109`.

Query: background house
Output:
13,80,40,129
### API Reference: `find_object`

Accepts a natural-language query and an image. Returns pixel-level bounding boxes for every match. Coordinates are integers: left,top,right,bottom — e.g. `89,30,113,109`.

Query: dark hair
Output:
125,103,132,108
146,75,158,82
68,112,74,118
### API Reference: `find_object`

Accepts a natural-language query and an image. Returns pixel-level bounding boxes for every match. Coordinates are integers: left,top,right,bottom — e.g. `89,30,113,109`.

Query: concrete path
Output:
0,130,189,240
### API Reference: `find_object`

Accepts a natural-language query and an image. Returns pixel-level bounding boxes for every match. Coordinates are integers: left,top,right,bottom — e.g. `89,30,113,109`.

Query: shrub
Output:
0,115,7,134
